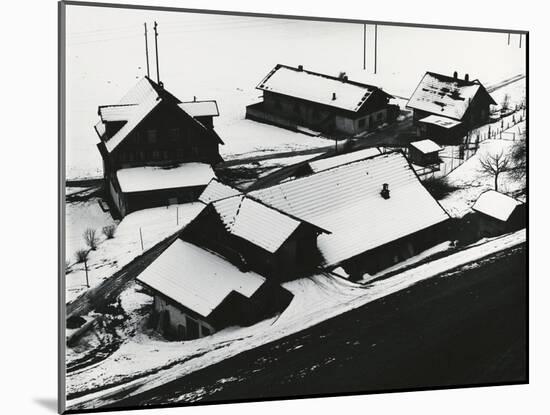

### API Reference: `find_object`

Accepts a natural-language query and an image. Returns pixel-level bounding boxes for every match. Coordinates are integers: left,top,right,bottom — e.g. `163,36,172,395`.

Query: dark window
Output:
378,113,383,120
152,150,160,160
358,118,366,128
147,129,157,143
139,151,145,161
168,127,180,141
177,325,186,340
293,103,300,114
201,325,211,337
186,316,200,339
163,150,170,160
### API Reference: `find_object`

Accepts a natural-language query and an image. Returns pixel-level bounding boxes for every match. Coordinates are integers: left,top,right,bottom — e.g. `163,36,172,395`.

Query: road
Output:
66,232,180,319
110,244,526,409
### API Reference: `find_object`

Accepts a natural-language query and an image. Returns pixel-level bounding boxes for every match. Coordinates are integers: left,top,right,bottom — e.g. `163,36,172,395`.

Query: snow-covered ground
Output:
65,8,526,179
66,229,525,410
66,203,204,303
440,138,525,218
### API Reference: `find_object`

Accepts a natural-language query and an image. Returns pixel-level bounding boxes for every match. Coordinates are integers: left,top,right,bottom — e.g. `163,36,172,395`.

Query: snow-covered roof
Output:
308,148,381,173
472,190,523,222
178,100,219,117
199,179,242,204
410,139,443,154
102,78,162,153
257,64,392,113
418,114,462,129
98,104,138,122
407,72,495,121
250,152,449,266
117,163,216,193
137,239,265,318
212,195,302,253
97,77,223,153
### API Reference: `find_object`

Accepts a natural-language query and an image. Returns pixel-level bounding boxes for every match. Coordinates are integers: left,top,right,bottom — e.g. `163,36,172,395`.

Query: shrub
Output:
75,249,89,264
102,225,116,239
83,228,99,250
422,176,459,200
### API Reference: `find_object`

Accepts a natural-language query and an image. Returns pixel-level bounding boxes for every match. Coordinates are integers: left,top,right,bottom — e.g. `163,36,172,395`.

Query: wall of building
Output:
154,295,214,340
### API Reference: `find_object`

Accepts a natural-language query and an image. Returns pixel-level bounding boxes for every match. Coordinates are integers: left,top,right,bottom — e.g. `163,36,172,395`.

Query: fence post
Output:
139,227,144,251
176,206,179,226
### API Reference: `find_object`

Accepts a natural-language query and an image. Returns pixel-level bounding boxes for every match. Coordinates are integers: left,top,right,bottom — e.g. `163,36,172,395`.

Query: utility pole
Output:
374,24,378,74
144,23,150,78
363,23,366,70
519,33,522,48
507,33,510,45
153,21,160,83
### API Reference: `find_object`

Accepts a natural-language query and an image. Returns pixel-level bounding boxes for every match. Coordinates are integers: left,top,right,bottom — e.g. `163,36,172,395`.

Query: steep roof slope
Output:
472,190,523,222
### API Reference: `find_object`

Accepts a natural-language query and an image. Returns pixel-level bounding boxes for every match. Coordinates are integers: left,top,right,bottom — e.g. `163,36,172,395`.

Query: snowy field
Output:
66,202,204,303
65,8,526,179
66,229,526,410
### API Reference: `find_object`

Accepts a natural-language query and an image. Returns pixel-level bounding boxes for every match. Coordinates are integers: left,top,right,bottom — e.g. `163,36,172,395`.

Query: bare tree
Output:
75,249,90,288
501,93,511,113
510,136,527,192
102,225,116,239
83,228,99,250
479,151,511,192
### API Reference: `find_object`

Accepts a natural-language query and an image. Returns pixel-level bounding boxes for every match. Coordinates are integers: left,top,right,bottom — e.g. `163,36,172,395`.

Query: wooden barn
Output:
407,71,496,144
408,139,443,166
136,239,293,340
184,187,328,281
248,151,451,280
94,76,224,217
246,64,399,135
472,190,526,237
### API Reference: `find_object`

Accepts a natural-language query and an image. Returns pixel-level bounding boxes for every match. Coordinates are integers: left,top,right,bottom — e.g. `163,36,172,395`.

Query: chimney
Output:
332,92,337,101
297,64,303,71
465,73,470,82
453,71,458,79
380,183,390,199
339,71,348,82
193,95,197,102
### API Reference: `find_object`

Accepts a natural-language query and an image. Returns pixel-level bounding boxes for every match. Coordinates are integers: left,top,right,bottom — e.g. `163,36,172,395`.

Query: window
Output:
147,129,157,143
186,316,200,339
201,325,211,337
378,113,384,121
139,151,145,161
152,150,160,160
358,118,366,128
168,127,180,141
163,150,169,160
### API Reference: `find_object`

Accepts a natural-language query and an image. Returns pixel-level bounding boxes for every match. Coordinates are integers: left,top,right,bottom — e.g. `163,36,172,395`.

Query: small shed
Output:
136,239,293,340
408,139,443,166
472,190,526,236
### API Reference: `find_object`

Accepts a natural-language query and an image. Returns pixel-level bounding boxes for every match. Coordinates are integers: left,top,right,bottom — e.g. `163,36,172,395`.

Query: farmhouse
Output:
184,190,328,281
407,71,496,143
246,64,399,135
472,190,526,237
95,76,224,217
137,239,293,340
249,151,451,279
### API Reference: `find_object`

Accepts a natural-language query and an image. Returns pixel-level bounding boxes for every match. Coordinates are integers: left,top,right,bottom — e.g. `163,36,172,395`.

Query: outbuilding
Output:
472,190,526,237
408,139,443,166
